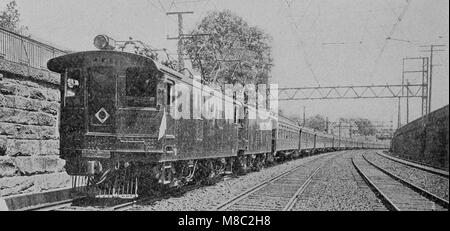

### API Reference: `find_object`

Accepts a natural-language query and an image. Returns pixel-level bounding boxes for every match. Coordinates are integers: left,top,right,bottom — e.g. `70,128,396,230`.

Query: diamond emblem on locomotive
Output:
95,107,110,124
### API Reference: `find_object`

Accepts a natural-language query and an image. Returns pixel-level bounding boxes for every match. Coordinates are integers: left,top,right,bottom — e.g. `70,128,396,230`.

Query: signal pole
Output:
338,122,341,147
167,11,194,72
349,123,352,139
420,44,446,113
406,81,410,123
397,97,401,129
303,106,306,126
401,56,429,121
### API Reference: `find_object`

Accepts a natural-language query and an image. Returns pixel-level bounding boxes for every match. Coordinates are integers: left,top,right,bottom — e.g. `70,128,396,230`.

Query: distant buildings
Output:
376,127,394,140
327,121,393,142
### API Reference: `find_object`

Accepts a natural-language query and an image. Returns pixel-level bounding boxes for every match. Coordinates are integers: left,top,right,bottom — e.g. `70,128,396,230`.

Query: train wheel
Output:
265,153,275,166
235,155,248,175
192,160,216,186
292,150,300,159
203,160,219,186
253,154,265,171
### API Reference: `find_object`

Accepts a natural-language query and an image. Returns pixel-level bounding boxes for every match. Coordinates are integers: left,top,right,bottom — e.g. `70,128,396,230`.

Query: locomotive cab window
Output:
125,67,158,107
64,69,83,107
166,80,174,107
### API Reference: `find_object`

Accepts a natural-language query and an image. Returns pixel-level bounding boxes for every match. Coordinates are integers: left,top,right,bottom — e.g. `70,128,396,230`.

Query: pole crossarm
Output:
278,84,426,101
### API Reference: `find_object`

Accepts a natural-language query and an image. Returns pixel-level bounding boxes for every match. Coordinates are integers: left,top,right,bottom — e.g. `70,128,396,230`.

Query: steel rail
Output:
216,152,341,211
215,164,306,211
23,197,86,211
375,152,449,178
282,166,322,211
352,156,400,211
362,154,449,209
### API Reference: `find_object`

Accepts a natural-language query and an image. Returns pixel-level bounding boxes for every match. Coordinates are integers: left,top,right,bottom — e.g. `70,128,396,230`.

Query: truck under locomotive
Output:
47,35,387,198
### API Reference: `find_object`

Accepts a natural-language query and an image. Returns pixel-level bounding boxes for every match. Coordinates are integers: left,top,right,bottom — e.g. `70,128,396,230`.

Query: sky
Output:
6,0,449,127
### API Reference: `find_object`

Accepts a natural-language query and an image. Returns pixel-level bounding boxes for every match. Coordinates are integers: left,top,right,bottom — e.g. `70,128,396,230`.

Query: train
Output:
47,35,388,198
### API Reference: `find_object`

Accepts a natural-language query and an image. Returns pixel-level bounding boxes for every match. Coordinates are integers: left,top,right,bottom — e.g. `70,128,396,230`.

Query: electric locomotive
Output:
48,35,276,198
48,35,387,198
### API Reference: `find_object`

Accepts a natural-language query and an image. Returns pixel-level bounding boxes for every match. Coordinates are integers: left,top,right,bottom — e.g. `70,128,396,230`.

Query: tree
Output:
183,10,273,85
305,114,327,131
339,117,376,136
0,1,27,34
352,118,376,136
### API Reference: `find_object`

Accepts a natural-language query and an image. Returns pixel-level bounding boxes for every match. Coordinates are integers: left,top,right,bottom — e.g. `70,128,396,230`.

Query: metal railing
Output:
0,27,68,71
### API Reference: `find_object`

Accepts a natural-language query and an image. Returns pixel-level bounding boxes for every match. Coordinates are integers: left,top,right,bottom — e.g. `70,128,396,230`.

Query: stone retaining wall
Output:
391,105,449,170
0,58,70,197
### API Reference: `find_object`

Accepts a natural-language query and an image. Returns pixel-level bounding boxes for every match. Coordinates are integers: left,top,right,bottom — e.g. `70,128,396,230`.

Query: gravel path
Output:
364,151,449,200
131,151,342,211
292,150,387,211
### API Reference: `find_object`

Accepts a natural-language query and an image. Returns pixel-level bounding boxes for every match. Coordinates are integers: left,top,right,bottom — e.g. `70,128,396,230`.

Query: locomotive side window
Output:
125,67,158,107
166,82,173,106
65,69,83,107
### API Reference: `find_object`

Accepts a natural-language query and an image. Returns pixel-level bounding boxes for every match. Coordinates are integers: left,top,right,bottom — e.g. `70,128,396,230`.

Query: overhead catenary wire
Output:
368,0,413,79
280,0,322,87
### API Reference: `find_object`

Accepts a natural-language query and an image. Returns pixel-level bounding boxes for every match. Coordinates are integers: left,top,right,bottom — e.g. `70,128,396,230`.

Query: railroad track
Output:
22,197,85,211
53,197,142,211
375,151,449,178
352,154,448,211
54,181,215,211
215,152,340,211
15,151,344,211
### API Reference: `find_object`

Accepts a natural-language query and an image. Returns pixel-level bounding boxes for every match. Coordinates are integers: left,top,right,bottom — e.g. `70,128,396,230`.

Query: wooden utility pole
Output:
166,11,194,72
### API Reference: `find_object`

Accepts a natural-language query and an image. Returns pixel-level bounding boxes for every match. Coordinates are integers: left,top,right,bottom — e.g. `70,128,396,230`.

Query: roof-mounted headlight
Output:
94,34,116,50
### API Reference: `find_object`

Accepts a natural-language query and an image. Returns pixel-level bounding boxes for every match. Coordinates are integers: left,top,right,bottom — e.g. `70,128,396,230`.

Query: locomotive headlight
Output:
93,34,116,50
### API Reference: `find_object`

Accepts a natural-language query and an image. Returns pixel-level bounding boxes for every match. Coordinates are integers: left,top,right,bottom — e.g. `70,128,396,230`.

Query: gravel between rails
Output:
292,150,387,211
364,151,449,201
131,151,343,211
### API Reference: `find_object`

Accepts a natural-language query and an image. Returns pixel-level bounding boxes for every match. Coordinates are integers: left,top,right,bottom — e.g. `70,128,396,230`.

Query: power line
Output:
369,0,412,79
157,0,166,11
167,11,195,71
280,0,321,86
145,0,177,24
146,0,165,13
168,0,177,10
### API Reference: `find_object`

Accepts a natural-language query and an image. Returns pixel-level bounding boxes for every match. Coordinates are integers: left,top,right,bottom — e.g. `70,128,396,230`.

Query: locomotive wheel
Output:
252,154,265,171
265,153,275,166
192,160,215,186
203,160,218,186
292,151,300,159
235,155,248,175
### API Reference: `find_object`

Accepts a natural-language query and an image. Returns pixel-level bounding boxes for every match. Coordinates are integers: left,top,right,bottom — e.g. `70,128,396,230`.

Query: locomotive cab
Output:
48,50,171,197
49,51,167,158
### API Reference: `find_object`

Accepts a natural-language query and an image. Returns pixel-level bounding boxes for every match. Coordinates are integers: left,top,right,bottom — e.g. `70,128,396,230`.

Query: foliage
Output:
0,1,27,34
305,114,327,131
183,10,273,85
339,117,376,136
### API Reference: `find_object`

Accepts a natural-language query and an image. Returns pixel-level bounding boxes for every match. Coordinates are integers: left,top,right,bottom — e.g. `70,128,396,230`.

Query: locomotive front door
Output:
165,81,176,137
87,67,116,133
